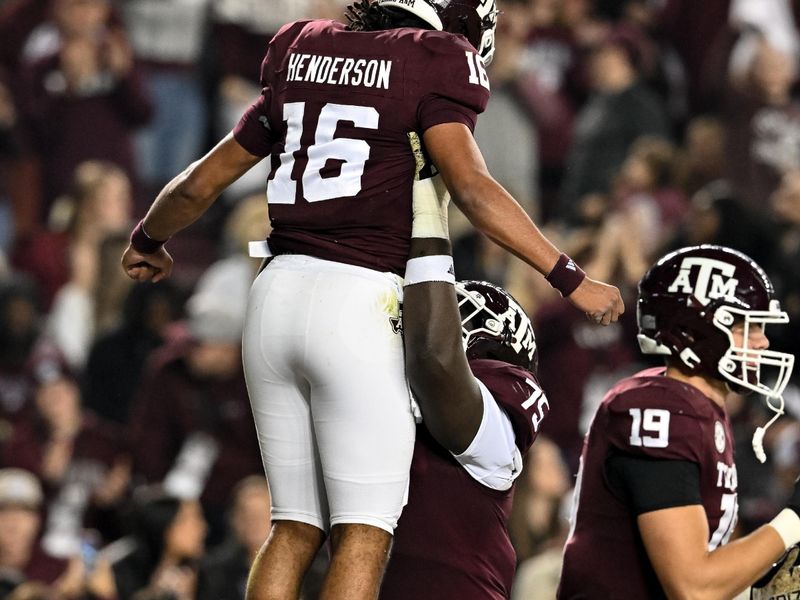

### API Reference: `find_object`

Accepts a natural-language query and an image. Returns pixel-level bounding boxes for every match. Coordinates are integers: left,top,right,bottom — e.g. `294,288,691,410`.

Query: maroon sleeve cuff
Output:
130,220,168,254
546,253,586,297
232,93,275,157
418,96,478,132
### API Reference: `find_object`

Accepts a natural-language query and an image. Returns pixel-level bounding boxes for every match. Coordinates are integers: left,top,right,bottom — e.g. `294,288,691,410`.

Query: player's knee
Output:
330,523,393,554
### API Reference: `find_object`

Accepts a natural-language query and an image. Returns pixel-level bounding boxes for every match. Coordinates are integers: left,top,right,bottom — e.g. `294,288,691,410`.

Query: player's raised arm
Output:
402,163,484,453
121,133,264,282
422,122,625,325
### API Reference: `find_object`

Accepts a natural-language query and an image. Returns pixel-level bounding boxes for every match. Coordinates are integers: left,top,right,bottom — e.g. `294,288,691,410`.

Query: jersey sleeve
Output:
603,386,707,464
232,21,309,156
414,33,491,132
233,90,275,157
468,360,547,455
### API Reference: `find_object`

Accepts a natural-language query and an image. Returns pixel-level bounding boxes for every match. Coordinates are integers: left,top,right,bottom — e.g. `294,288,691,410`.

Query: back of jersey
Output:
233,19,490,275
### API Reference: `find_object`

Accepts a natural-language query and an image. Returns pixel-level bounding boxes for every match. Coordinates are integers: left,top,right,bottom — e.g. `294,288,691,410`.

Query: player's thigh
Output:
242,265,328,529
306,267,415,532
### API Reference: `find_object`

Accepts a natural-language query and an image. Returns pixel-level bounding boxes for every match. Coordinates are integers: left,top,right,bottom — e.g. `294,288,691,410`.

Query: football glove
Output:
751,545,800,599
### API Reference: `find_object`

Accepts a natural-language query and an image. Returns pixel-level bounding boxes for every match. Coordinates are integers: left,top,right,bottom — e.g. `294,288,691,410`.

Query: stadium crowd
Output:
0,0,799,598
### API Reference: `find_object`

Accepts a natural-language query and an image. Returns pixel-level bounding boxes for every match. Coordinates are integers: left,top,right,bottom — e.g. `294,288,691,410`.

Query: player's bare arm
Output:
639,504,789,599
121,134,263,282
423,122,625,325
403,236,483,454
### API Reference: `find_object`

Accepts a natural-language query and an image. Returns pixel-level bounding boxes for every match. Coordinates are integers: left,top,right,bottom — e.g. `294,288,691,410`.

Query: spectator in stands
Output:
109,487,206,600
0,468,67,593
197,476,271,600
15,0,151,211
118,0,210,193
128,290,262,541
2,351,131,556
559,26,670,221
723,33,800,213
0,275,41,443
83,281,182,425
673,115,727,197
13,160,133,312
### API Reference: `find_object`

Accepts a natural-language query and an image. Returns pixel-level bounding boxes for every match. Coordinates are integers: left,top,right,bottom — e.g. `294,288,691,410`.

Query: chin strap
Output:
752,394,786,464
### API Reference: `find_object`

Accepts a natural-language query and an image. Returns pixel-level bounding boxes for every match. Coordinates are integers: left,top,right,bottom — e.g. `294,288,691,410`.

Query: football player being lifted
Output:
559,245,799,599
121,0,623,599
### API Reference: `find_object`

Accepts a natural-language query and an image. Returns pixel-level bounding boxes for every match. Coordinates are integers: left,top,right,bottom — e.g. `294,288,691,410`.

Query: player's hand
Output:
121,244,173,282
751,545,800,599
567,276,625,325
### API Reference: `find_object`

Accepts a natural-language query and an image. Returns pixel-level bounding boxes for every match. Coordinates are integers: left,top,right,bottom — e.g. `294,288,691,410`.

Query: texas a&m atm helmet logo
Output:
637,245,794,398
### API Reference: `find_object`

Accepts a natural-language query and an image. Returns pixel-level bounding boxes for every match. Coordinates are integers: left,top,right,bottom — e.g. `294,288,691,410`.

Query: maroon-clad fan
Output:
120,0,623,598
559,245,799,599
381,237,549,599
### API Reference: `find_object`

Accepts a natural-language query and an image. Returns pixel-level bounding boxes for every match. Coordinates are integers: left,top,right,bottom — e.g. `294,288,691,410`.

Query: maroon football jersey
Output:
558,367,738,599
233,19,491,275
380,359,548,600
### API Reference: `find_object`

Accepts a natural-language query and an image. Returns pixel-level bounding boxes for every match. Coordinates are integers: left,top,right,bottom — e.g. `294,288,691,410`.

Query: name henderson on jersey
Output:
286,52,392,90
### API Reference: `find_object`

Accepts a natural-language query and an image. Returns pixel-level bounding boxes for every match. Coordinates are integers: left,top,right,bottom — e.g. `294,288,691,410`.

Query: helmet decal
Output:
666,257,739,306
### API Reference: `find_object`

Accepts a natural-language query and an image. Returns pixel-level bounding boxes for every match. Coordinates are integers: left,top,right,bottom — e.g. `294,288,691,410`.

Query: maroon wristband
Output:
130,220,169,254
546,253,586,297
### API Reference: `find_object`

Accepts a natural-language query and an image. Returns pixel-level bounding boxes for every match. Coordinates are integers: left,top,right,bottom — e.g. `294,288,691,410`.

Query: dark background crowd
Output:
0,0,799,598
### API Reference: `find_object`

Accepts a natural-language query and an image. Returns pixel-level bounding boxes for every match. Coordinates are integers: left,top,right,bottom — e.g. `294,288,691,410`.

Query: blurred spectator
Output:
559,26,670,221
673,115,726,197
0,70,38,253
0,0,50,75
722,34,800,213
587,136,688,287
15,0,151,213
668,179,775,269
190,194,269,321
128,290,262,541
196,476,270,600
533,297,640,472
118,0,210,193
654,0,731,114
46,233,134,371
511,0,585,221
13,160,133,312
510,439,571,600
0,468,67,592
0,275,42,443
766,170,800,367
109,488,206,600
83,281,183,426
2,352,131,557
452,231,512,287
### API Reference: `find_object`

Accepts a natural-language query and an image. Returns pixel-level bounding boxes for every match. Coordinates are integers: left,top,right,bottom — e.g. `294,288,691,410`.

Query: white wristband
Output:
404,255,455,286
769,509,800,550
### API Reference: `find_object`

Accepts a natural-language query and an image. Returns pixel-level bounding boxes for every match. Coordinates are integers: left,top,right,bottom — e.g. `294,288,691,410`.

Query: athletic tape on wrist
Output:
411,175,450,239
404,255,456,286
130,220,169,254
546,253,586,297
770,508,800,550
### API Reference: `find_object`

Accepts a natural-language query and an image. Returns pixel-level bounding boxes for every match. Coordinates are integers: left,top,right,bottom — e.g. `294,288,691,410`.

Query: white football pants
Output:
242,254,415,534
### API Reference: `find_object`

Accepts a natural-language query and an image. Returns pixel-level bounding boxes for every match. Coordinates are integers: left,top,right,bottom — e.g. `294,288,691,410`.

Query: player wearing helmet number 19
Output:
121,0,621,598
559,245,798,600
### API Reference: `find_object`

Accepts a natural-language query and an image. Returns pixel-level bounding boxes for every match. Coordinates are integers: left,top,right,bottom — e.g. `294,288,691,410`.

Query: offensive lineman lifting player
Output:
121,1,624,598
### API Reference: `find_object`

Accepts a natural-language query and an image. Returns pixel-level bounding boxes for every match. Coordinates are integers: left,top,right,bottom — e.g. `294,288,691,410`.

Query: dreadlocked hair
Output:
344,0,434,32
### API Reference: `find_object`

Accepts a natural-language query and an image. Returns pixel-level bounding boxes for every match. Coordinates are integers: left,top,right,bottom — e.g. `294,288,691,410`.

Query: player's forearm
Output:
665,526,785,600
142,164,219,241
403,237,483,452
450,174,560,276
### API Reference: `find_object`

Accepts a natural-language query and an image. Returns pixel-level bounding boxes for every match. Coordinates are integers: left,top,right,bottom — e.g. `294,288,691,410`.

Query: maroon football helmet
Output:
378,0,498,64
455,280,537,372
637,245,794,398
